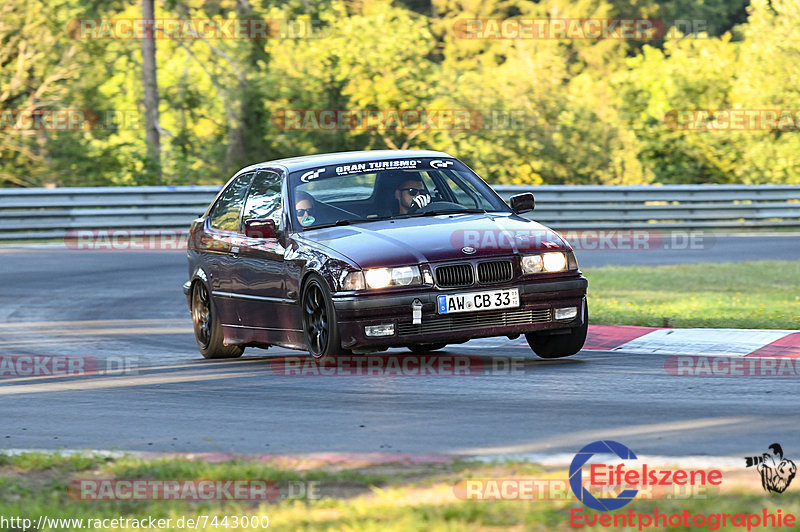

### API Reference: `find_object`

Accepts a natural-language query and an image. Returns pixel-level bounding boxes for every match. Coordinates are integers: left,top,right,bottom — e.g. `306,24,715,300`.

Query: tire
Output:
191,281,244,359
301,274,344,360
526,302,588,359
408,343,447,354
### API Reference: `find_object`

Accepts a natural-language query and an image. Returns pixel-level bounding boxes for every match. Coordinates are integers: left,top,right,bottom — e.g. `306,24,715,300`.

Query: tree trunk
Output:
223,0,253,171
141,0,161,181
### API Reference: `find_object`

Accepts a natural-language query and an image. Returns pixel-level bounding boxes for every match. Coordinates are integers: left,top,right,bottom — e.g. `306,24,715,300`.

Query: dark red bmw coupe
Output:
184,150,588,360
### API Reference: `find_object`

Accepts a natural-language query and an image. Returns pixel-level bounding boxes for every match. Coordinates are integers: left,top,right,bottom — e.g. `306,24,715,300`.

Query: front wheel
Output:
191,281,244,359
301,274,344,360
526,303,588,359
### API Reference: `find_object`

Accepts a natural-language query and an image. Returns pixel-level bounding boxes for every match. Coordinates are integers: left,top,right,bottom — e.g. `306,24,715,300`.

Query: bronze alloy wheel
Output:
191,281,243,359
192,281,212,350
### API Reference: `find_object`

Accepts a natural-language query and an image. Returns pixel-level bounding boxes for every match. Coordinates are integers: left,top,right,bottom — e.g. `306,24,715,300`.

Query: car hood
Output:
298,213,569,269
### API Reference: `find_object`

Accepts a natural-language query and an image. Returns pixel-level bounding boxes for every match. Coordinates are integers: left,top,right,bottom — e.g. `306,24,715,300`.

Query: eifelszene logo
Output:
569,440,722,511
745,443,797,494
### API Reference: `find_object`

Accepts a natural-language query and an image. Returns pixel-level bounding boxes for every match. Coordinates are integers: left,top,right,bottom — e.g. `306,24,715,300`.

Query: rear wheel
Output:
526,303,588,359
408,343,447,353
191,281,244,359
301,275,344,360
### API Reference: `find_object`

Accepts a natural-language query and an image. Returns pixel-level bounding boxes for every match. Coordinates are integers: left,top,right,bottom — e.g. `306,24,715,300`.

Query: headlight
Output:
364,268,392,289
342,271,365,290
361,266,422,289
521,252,571,274
542,252,567,272
521,254,544,274
391,266,419,286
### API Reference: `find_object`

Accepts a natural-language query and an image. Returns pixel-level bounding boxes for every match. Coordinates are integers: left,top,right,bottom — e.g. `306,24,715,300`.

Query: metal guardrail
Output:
493,185,800,231
1,184,799,241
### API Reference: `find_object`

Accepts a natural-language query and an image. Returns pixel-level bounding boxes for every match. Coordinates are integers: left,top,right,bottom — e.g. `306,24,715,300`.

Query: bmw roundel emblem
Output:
462,246,477,254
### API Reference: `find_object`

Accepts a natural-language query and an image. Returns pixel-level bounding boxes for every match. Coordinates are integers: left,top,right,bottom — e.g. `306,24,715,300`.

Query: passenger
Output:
294,191,316,227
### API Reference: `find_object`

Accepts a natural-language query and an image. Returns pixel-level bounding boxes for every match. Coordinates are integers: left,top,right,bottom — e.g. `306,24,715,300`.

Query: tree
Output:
141,0,161,180
0,0,80,186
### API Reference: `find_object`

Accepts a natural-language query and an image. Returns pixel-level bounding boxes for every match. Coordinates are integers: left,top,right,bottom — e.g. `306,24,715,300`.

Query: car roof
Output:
239,149,455,174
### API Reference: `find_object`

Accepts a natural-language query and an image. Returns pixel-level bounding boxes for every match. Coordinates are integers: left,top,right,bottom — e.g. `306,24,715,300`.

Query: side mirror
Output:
509,193,535,214
244,218,277,239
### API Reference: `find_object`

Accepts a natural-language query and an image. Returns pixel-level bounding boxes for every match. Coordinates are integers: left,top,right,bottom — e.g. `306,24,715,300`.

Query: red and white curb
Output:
584,325,800,358
468,325,800,358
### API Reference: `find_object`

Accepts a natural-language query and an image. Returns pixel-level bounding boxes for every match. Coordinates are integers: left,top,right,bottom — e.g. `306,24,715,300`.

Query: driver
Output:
394,178,431,215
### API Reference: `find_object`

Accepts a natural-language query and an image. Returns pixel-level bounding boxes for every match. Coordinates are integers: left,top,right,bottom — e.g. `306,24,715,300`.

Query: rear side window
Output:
210,172,253,232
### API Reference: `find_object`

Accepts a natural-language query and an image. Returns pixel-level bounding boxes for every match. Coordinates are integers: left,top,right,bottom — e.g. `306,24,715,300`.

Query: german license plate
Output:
437,288,519,314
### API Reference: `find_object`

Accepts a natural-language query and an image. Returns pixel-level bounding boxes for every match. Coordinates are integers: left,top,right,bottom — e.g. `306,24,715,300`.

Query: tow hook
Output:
412,299,423,325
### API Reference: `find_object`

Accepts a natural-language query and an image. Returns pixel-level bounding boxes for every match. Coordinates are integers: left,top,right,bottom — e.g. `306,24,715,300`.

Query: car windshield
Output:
287,158,510,229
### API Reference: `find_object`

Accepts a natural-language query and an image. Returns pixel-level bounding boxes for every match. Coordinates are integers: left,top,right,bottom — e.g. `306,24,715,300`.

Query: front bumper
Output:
332,276,587,349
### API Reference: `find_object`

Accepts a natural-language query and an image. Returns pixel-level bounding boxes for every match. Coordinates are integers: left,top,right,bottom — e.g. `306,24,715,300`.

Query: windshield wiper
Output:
306,217,395,230
305,219,353,230
409,208,488,217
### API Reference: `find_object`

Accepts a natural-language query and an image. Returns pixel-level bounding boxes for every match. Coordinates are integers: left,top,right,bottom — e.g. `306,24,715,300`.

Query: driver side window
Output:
243,170,283,230
434,171,487,209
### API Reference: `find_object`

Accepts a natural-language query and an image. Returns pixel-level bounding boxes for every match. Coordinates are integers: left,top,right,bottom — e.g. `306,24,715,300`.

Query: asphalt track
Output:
1,236,799,458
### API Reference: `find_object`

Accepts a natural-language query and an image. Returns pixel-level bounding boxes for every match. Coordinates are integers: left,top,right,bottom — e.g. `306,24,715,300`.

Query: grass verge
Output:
584,260,800,329
1,452,799,531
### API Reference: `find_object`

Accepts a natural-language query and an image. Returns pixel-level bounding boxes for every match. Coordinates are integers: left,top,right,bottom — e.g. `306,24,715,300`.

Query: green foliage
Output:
0,0,797,187
617,0,800,184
